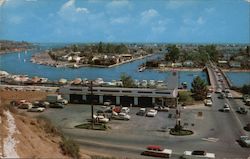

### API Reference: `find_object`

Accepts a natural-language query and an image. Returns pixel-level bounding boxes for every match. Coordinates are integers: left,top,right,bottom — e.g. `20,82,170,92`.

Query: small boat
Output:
138,66,146,72
181,82,188,89
73,64,79,68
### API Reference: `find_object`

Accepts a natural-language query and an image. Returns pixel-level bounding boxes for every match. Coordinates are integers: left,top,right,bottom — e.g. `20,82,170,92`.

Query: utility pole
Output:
0,106,4,158
90,80,94,129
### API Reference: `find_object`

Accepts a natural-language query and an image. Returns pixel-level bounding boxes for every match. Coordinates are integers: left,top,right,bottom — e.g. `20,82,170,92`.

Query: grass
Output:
75,123,109,131
37,116,62,136
91,156,116,159
178,91,195,106
170,129,194,136
60,136,80,159
37,116,80,158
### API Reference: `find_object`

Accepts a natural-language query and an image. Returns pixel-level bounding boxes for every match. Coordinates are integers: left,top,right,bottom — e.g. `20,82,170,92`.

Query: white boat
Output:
138,66,146,72
73,64,79,68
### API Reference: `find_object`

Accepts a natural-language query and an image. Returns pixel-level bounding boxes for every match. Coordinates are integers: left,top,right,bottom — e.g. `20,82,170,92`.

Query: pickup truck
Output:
239,136,250,147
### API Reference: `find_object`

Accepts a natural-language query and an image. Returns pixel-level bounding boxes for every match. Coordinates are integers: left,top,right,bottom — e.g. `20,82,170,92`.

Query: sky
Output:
0,0,249,43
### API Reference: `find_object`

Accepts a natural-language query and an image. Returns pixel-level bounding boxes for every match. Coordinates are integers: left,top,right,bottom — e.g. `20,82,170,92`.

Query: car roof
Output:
146,145,163,151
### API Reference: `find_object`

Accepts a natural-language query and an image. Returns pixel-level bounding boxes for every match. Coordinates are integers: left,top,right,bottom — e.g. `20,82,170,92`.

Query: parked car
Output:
18,102,33,109
93,115,109,123
239,136,250,147
27,106,45,112
33,101,50,108
121,107,130,113
204,99,213,106
146,109,158,117
104,101,112,106
112,113,130,120
49,102,64,108
10,99,27,106
136,108,146,116
154,106,170,112
206,93,212,98
237,107,248,114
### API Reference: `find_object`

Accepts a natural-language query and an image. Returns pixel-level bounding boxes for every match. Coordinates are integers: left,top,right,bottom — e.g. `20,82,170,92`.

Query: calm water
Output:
0,44,228,89
225,72,250,87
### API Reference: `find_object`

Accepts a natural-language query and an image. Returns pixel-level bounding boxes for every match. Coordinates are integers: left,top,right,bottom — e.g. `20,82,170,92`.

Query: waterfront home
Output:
119,54,133,61
218,60,228,67
229,61,241,68
183,60,194,67
159,64,166,68
172,62,183,67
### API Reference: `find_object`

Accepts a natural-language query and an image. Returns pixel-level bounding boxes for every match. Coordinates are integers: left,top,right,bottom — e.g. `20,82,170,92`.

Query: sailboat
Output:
18,53,21,60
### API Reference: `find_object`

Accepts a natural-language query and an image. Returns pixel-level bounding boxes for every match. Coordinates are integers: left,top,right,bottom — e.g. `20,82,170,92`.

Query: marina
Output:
0,45,249,89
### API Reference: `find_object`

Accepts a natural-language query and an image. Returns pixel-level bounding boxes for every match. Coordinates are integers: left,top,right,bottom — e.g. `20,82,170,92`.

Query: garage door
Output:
120,96,134,106
103,96,116,105
86,95,99,104
138,97,152,107
70,94,83,104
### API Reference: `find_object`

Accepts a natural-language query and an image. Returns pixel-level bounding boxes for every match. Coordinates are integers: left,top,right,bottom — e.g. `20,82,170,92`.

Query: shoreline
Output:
31,52,154,68
221,69,250,72
0,48,34,55
153,67,203,72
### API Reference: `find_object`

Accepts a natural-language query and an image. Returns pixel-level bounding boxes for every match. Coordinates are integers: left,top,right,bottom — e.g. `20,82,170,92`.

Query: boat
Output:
73,64,79,68
138,66,146,72
181,82,188,89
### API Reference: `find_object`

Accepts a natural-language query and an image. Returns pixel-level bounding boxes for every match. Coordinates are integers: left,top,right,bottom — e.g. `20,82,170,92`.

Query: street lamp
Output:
88,80,94,129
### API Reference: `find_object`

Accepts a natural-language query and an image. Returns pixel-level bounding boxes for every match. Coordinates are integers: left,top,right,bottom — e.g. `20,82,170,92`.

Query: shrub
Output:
37,116,61,136
60,136,80,159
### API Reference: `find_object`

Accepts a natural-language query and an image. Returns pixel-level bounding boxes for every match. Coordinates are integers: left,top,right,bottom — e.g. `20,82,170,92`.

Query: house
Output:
183,60,194,67
172,62,183,67
218,60,228,67
229,61,241,68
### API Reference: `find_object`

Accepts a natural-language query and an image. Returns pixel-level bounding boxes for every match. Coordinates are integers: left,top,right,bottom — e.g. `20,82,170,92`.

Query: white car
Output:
112,113,131,120
215,88,222,93
93,115,109,123
27,106,45,112
18,102,33,109
146,109,158,117
204,99,213,106
226,93,233,98
222,104,230,112
121,107,130,113
206,93,212,98
183,150,215,159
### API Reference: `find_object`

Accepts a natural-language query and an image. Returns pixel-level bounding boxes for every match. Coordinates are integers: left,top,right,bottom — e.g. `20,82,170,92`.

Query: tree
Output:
191,76,208,100
98,42,104,53
120,73,135,88
242,84,250,95
165,45,180,62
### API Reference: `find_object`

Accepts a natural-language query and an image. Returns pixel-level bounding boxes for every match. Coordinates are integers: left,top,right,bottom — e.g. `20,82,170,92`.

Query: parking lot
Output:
26,104,210,137
19,101,250,158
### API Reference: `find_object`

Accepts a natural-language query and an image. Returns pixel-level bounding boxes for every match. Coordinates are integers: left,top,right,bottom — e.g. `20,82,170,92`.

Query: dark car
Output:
244,123,250,131
49,103,64,108
237,107,248,114
136,108,146,116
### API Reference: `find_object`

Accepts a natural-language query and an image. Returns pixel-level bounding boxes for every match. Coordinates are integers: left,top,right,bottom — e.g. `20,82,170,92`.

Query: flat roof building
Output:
59,72,178,107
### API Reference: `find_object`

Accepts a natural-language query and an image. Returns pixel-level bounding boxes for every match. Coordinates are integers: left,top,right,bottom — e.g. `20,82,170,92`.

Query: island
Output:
31,42,162,68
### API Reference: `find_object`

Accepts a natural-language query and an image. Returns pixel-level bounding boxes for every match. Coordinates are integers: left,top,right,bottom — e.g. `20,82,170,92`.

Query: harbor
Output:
0,45,249,89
